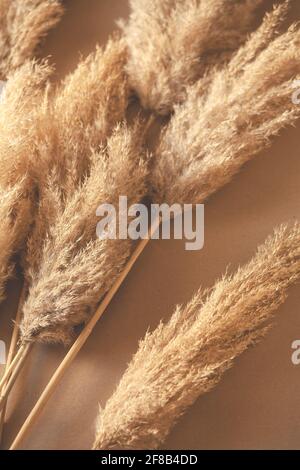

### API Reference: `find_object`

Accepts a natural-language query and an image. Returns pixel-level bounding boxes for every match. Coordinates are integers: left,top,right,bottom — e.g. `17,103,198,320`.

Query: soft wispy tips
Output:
0,0,64,78
151,8,300,205
122,0,265,114
20,123,148,345
0,61,52,300
93,223,300,450
22,38,131,290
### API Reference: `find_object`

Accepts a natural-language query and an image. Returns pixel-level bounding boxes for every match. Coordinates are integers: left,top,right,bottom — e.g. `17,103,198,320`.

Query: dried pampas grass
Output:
0,0,62,434
20,124,148,345
122,0,264,114
23,37,129,282
21,38,131,342
50,37,129,195
0,61,51,301
0,36,130,439
0,184,30,301
151,3,300,204
0,0,63,78
93,223,300,450
0,37,128,307
0,0,63,302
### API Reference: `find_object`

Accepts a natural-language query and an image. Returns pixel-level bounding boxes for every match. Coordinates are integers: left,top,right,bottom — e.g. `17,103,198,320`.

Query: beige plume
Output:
0,61,51,301
0,0,64,79
151,4,300,205
122,0,265,114
23,37,130,284
20,124,148,345
94,223,300,450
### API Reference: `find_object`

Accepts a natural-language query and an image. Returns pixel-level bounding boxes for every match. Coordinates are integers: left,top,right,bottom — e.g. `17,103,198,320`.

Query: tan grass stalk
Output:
0,344,28,392
121,0,265,114
9,215,161,451
23,37,130,283
17,38,129,298
93,223,300,450
0,2,62,435
0,0,64,79
0,283,27,442
0,37,131,416
0,344,32,412
0,61,51,301
20,123,148,345
150,4,300,204
48,37,130,196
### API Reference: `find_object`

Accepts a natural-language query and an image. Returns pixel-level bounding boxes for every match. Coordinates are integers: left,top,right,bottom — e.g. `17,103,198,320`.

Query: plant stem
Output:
10,216,161,450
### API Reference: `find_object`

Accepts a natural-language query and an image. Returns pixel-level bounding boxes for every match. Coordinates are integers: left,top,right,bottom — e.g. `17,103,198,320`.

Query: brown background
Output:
1,0,300,450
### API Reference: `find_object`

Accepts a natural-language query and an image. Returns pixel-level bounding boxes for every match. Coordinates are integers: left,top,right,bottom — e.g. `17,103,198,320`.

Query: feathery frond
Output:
122,0,265,114
94,223,300,450
151,5,300,204
23,37,130,285
0,0,64,78
20,124,148,345
0,61,51,301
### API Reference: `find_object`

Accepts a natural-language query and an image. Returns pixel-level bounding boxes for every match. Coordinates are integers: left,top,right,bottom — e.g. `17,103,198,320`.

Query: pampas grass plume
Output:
93,223,300,450
20,123,148,345
0,61,51,300
0,0,63,78
23,37,130,284
151,3,300,205
122,0,264,114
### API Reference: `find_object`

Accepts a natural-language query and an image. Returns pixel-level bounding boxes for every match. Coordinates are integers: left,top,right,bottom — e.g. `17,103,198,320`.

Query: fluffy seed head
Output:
94,223,300,450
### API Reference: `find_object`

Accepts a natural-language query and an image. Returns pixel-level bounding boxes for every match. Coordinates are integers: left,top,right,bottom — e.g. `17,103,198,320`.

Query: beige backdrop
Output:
1,0,300,450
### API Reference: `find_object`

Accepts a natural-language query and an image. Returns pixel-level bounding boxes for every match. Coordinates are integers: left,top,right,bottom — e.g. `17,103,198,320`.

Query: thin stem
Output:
10,216,161,450
0,345,25,393
0,343,32,413
0,283,27,443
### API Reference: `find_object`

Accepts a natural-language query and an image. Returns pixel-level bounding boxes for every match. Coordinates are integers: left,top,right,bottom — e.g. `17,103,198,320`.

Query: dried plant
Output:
20,124,148,345
0,0,63,299
151,3,300,204
0,61,51,301
0,37,128,303
93,223,300,450
0,183,31,301
23,37,130,283
50,37,129,195
0,34,130,440
0,0,64,79
121,0,265,114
